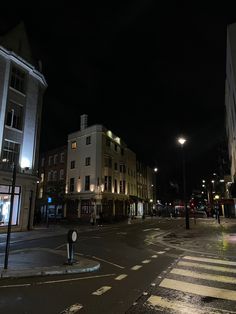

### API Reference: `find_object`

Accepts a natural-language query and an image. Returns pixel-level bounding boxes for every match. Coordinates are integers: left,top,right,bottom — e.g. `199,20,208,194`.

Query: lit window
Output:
71,141,77,150
10,66,26,93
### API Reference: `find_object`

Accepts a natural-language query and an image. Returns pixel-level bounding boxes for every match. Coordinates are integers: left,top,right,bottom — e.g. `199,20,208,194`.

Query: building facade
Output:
36,145,67,222
65,115,154,222
225,23,236,182
0,23,47,231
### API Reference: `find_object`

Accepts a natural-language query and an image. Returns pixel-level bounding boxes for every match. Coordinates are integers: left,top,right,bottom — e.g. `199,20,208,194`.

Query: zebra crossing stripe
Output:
178,261,236,274
183,256,236,266
147,295,235,314
171,268,236,284
160,278,236,301
115,274,127,280
92,286,111,296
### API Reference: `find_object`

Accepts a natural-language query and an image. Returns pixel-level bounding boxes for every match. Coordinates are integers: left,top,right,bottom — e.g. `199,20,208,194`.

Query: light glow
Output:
20,157,30,168
178,137,186,145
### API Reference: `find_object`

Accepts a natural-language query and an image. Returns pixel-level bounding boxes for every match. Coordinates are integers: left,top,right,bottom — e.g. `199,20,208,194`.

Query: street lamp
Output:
177,137,189,230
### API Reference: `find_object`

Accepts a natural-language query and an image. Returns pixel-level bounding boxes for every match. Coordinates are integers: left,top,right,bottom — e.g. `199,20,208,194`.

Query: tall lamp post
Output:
153,167,158,213
177,137,189,230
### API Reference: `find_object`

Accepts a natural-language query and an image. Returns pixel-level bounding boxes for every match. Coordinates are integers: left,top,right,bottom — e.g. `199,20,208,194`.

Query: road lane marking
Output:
35,273,115,286
147,295,235,314
160,278,236,301
131,265,142,270
60,303,83,313
0,283,31,288
171,268,236,284
151,255,158,258
183,256,236,266
142,260,151,264
92,286,111,295
92,256,124,269
115,274,127,280
157,251,165,254
178,260,236,274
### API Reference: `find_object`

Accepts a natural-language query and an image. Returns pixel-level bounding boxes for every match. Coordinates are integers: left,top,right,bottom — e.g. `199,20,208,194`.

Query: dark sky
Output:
1,2,236,199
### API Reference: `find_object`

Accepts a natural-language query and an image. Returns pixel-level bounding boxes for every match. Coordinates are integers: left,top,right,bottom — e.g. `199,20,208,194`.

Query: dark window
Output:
5,101,23,130
85,157,91,166
86,136,91,145
121,148,124,155
10,66,26,93
2,140,20,164
114,162,118,170
71,160,75,169
69,178,75,192
114,144,118,152
85,176,90,191
114,179,117,193
104,176,112,192
106,138,111,147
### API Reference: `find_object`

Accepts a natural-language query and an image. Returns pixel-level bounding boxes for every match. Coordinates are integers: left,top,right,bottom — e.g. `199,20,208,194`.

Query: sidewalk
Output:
159,217,236,259
0,224,100,279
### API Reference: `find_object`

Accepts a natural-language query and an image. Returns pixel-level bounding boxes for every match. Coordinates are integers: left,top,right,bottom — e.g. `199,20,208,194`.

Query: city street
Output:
0,217,236,313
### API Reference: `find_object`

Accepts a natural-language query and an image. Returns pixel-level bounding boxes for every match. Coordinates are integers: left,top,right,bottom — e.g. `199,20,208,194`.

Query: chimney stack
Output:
80,114,88,130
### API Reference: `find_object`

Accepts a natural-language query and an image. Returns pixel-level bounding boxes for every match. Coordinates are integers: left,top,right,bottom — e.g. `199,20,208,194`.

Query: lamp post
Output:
177,137,189,230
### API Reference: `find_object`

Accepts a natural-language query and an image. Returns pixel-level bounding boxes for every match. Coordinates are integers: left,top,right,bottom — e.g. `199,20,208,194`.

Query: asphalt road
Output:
0,218,236,313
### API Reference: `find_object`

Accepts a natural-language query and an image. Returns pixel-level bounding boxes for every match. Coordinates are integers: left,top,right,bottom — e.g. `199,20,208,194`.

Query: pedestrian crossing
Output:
144,255,236,313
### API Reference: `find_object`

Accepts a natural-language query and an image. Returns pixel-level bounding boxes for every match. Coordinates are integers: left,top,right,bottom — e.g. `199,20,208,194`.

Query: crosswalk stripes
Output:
145,255,236,313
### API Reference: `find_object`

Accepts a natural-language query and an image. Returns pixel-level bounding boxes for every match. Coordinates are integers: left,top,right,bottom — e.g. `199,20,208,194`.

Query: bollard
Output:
66,229,78,265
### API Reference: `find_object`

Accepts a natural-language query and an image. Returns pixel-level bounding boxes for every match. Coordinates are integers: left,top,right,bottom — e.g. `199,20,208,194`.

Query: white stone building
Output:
65,115,139,222
0,23,47,231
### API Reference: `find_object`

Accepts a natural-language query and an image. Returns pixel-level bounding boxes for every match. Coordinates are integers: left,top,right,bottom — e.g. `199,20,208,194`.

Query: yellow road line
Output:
160,278,236,301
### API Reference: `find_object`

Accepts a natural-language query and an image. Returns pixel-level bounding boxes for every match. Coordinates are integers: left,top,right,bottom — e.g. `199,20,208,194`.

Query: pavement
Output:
0,217,236,279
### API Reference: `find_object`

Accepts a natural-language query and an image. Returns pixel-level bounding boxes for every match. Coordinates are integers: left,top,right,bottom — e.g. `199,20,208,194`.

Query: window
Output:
41,158,45,167
71,141,77,150
2,140,20,164
86,136,91,145
85,157,91,166
40,173,44,182
59,169,64,180
53,171,57,181
0,185,21,226
69,178,75,192
104,156,112,168
121,148,124,155
54,154,58,165
114,179,117,193
120,164,126,173
60,152,65,163
10,66,26,93
48,156,53,166
114,162,118,170
47,171,53,182
114,144,118,152
5,101,23,130
85,176,90,191
106,138,111,147
104,176,112,192
71,160,75,169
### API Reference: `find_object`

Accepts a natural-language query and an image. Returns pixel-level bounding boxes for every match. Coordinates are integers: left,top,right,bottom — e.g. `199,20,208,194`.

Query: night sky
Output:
1,2,236,200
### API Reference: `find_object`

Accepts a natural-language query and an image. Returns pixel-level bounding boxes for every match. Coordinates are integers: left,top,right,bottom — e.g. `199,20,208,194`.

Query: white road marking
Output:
160,278,236,301
157,251,165,254
35,273,115,286
147,295,235,314
115,274,127,281
92,286,112,295
178,260,236,274
142,259,151,264
131,265,142,270
171,268,236,284
143,228,153,232
164,248,170,251
0,283,31,288
60,303,83,313
183,256,236,266
92,256,124,269
151,255,158,258
55,243,66,250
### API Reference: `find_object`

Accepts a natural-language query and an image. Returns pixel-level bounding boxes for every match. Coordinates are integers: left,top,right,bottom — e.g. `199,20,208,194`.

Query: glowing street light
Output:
177,136,189,230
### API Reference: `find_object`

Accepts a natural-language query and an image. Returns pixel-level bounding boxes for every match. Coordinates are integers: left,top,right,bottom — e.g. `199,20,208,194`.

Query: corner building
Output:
0,23,47,231
65,115,138,222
